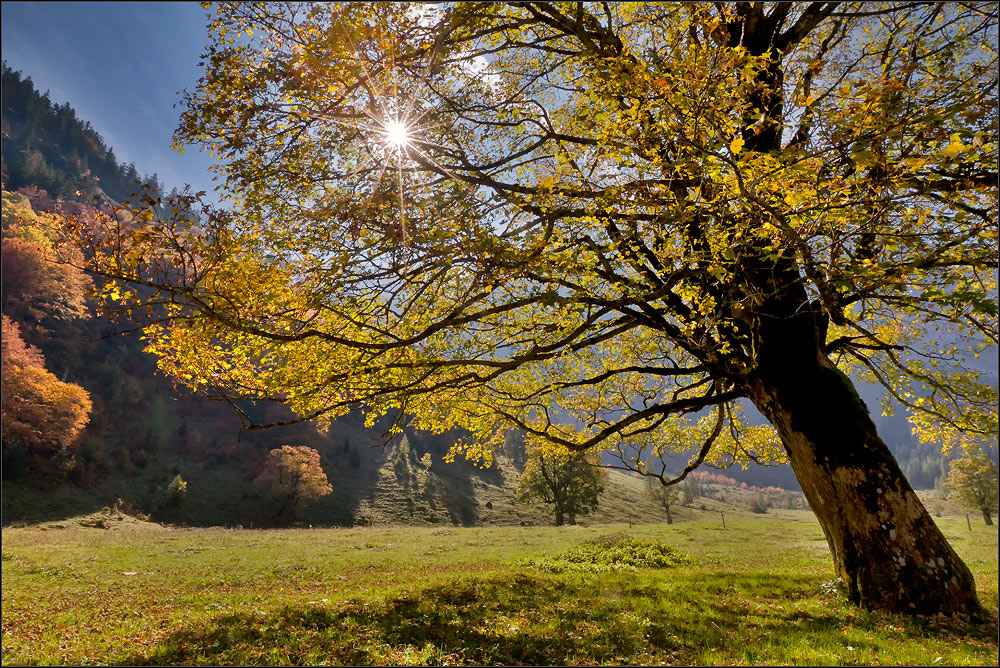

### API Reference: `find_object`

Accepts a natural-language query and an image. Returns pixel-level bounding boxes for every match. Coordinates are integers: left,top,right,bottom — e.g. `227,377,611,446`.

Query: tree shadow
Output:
115,571,998,666
118,573,627,665
402,427,505,526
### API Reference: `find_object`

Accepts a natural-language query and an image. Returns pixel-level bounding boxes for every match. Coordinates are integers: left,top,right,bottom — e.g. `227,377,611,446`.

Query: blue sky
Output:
1,1,217,196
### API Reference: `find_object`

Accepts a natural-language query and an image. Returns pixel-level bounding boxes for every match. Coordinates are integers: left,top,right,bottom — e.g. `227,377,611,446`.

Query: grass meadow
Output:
2,510,997,665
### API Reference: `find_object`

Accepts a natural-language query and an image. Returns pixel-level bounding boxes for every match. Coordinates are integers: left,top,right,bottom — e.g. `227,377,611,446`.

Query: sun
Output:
383,119,412,151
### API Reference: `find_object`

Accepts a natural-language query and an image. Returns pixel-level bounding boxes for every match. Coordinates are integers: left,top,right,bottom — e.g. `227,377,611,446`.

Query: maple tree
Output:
516,439,606,526
254,445,333,521
84,3,997,615
1,315,92,478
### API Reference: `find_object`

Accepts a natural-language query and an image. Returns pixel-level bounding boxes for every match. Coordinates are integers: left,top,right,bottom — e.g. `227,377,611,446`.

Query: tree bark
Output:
665,505,673,525
982,508,993,527
555,509,564,526
744,294,982,616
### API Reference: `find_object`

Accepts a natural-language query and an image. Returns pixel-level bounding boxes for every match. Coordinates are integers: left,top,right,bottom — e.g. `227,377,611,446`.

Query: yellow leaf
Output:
730,136,745,154
942,141,964,159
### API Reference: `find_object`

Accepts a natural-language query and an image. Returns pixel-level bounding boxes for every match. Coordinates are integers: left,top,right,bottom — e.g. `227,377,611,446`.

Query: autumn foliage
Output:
254,445,333,521
945,444,1000,526
1,190,90,330
1,315,91,478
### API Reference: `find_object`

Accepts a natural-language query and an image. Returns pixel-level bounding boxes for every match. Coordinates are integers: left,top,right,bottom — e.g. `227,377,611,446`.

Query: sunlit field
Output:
2,511,996,665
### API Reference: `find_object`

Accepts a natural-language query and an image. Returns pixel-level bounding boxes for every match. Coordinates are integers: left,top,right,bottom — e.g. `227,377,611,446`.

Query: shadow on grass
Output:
119,571,998,666
0,480,108,527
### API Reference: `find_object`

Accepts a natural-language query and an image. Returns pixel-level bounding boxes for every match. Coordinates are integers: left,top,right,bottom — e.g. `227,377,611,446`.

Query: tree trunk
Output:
568,512,577,525
745,297,982,616
555,509,564,526
665,505,673,525
982,508,993,526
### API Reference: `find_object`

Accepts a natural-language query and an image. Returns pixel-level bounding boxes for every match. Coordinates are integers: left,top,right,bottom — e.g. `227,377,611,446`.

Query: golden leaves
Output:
80,3,998,476
942,134,967,160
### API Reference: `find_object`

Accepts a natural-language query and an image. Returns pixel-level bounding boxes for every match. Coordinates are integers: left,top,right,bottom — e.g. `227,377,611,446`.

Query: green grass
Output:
516,532,693,573
2,512,996,665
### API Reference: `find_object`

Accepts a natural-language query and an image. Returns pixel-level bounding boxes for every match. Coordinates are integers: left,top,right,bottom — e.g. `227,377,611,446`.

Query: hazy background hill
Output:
0,64,978,528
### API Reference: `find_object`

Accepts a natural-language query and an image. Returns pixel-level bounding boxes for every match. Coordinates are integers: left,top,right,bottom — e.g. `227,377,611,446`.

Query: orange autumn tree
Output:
1,315,92,478
253,445,333,521
1,190,90,332
85,3,997,615
2,189,93,480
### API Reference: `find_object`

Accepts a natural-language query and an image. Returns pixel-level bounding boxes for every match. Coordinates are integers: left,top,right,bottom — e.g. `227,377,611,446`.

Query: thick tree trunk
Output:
982,508,993,526
665,505,673,525
555,510,564,526
744,297,982,616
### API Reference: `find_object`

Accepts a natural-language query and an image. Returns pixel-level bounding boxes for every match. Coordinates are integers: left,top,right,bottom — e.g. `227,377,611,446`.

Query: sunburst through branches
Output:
381,118,412,152
300,12,481,245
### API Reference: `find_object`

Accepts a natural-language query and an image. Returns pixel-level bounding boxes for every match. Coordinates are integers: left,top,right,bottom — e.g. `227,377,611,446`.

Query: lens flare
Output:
384,119,411,149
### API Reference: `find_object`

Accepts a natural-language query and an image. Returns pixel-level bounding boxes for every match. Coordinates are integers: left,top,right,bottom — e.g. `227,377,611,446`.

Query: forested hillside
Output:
0,63,959,528
1,63,164,205
1,63,390,525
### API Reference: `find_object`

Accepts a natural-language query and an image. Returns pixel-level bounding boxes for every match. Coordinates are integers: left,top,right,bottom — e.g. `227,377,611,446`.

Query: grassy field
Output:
2,510,997,666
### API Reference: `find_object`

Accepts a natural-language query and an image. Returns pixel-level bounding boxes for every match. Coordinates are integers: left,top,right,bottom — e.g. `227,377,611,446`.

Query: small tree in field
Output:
945,445,999,526
517,441,606,526
254,446,333,521
647,477,680,525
